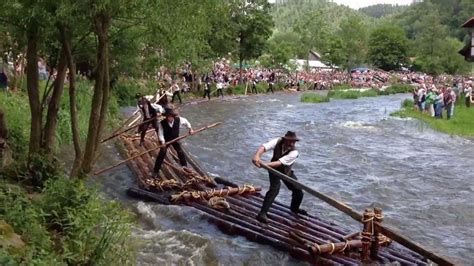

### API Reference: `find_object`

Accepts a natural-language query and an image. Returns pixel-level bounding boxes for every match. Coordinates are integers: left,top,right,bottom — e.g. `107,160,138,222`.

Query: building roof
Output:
291,59,329,69
461,17,474,28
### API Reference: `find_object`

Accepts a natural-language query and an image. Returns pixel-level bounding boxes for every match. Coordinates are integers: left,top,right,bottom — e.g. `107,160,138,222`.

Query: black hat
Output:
163,107,178,117
282,131,299,141
135,93,143,99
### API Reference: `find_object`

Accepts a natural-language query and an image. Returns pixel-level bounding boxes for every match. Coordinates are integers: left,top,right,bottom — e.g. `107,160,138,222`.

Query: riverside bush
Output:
0,178,135,265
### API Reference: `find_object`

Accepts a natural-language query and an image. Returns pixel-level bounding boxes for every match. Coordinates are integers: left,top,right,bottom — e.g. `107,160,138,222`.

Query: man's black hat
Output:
282,131,299,141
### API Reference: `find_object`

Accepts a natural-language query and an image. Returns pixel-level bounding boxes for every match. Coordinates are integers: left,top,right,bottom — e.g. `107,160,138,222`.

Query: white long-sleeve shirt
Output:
262,138,299,166
158,117,192,143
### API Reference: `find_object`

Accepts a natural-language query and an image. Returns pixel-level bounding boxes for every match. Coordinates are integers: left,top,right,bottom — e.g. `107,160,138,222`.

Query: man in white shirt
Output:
152,107,194,178
252,131,306,223
171,81,182,104
135,93,163,145
216,80,224,98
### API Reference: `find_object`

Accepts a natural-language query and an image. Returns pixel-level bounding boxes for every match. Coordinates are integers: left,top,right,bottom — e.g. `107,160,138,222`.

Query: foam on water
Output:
339,121,377,131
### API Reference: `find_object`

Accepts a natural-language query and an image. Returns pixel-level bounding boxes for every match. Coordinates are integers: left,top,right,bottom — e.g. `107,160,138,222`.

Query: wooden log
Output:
308,240,362,256
126,187,172,204
249,193,351,236
111,109,140,136
230,196,343,243
342,231,360,241
236,195,346,240
190,202,308,256
361,209,374,262
201,211,324,264
227,199,327,245
259,164,454,266
94,122,222,175
371,207,383,259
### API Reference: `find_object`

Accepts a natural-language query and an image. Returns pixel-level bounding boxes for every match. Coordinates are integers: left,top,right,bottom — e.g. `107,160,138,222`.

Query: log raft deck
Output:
100,128,454,265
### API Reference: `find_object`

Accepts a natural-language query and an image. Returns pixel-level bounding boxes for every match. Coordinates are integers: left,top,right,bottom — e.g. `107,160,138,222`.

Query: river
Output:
95,92,474,265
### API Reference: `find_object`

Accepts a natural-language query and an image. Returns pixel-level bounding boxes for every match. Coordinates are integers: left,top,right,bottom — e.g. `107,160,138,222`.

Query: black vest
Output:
270,138,295,177
161,117,181,142
140,100,157,119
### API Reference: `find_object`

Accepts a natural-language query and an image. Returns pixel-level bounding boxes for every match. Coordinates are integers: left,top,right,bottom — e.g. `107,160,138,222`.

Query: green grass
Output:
300,92,330,103
327,88,380,99
327,84,414,100
391,99,474,138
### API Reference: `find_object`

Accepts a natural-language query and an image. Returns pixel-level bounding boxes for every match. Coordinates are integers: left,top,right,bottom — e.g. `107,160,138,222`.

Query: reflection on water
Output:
98,93,474,265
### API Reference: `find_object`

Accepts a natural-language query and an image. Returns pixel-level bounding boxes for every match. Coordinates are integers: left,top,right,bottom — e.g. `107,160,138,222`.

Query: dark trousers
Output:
216,89,224,98
153,142,187,174
259,171,303,216
266,83,274,94
203,90,211,100
138,119,159,143
172,91,182,103
251,85,258,94
466,97,471,107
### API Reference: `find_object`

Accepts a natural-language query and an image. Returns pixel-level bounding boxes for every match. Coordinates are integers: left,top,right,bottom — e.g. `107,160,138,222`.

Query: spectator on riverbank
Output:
433,89,444,119
464,83,472,108
444,87,456,120
425,88,435,117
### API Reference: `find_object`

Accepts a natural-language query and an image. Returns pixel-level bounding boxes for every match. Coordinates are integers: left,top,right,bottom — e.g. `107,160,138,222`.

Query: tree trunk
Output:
0,108,7,140
26,25,42,157
42,47,68,155
81,15,109,174
94,20,110,155
60,26,82,177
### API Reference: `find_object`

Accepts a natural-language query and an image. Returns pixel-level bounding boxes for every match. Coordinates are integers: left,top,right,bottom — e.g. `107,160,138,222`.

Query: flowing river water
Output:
95,92,474,265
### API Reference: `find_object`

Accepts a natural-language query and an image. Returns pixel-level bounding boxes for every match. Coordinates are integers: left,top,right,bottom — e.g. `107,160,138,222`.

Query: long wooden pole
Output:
111,109,140,135
101,117,159,143
259,164,454,266
94,122,221,175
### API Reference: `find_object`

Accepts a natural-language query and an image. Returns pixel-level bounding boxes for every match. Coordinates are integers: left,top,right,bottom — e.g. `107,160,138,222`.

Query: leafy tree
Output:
339,15,369,69
233,0,274,77
368,24,409,71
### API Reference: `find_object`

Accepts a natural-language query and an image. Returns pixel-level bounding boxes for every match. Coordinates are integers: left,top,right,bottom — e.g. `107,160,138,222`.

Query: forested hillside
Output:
268,0,473,74
359,4,408,18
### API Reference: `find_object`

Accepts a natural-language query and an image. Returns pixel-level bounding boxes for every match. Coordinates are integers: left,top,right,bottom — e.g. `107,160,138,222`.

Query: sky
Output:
330,0,413,9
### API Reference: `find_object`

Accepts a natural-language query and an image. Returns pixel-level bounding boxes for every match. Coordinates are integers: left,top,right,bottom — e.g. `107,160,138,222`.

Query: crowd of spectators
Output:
412,78,473,120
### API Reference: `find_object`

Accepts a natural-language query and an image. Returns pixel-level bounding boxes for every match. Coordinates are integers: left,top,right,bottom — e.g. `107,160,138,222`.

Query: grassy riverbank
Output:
299,83,414,103
391,99,474,138
327,84,413,100
300,92,330,103
0,79,135,265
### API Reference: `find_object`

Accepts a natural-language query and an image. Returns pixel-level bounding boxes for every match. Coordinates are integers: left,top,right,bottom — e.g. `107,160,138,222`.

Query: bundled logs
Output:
170,185,260,203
